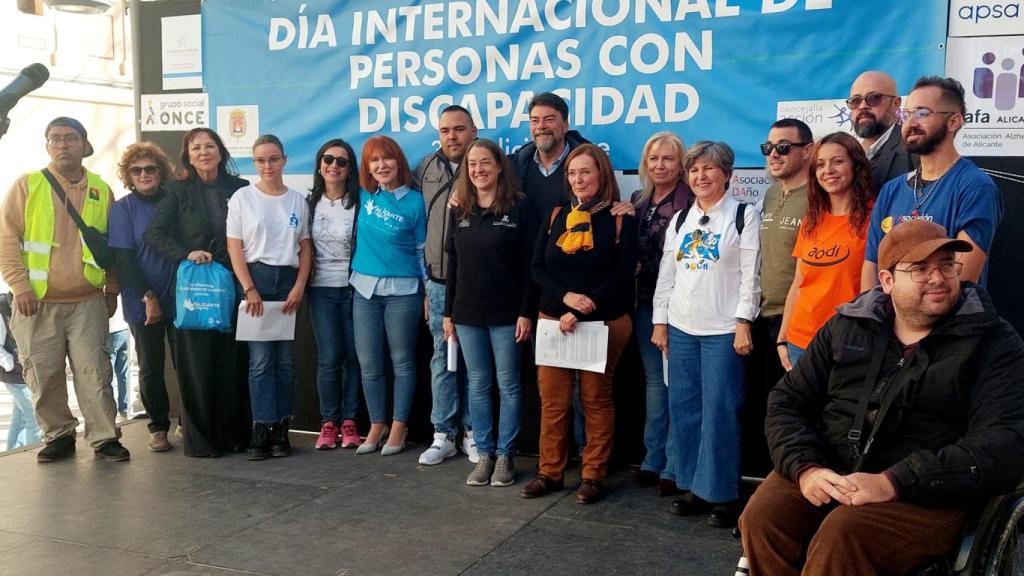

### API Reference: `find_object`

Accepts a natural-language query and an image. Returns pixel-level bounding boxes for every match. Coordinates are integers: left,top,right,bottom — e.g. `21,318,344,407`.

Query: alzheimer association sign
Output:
202,0,945,171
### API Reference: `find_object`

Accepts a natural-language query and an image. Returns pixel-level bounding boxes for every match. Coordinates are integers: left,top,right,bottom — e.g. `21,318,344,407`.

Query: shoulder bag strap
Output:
41,168,90,236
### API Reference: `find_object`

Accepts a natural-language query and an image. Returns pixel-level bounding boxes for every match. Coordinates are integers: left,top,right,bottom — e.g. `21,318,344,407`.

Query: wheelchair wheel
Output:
985,495,1024,575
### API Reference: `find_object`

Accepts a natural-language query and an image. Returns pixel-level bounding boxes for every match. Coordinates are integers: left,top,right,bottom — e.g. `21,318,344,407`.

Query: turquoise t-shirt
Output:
351,186,427,280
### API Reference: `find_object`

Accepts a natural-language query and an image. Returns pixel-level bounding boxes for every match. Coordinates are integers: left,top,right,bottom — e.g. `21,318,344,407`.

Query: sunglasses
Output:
128,165,159,176
322,154,350,167
845,92,895,109
760,142,810,156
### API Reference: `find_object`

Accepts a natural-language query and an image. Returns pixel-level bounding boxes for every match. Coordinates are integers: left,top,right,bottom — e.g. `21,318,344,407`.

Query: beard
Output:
854,114,888,139
905,123,948,155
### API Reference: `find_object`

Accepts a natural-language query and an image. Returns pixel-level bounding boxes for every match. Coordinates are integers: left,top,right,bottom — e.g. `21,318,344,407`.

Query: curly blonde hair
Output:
117,141,174,191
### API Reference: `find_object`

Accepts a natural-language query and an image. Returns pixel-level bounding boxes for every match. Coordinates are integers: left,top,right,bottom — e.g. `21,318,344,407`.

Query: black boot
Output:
270,417,291,458
246,423,271,460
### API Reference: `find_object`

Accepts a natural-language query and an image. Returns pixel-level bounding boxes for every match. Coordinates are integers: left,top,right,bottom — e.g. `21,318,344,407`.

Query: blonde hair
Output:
634,131,686,207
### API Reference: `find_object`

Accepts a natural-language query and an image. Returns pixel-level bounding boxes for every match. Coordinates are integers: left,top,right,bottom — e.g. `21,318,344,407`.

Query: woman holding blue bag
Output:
227,134,311,460
351,135,427,456
145,128,251,458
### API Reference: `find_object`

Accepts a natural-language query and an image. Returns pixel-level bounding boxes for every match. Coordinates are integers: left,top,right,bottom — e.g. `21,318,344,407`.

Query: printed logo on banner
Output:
141,94,209,132
947,36,1024,156
949,1,1024,37
216,105,259,158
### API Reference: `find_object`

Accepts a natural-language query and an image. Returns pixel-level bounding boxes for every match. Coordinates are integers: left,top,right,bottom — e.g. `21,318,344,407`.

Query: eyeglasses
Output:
845,92,896,109
47,134,82,146
128,165,159,177
894,261,963,283
322,154,350,167
899,107,958,123
760,142,810,156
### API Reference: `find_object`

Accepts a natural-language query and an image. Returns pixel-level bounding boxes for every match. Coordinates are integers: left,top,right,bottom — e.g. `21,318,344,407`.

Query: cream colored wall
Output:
0,1,135,203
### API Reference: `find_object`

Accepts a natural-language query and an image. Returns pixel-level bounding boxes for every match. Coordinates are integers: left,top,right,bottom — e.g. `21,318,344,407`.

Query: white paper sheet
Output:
447,335,458,372
663,352,669,387
535,319,609,373
235,301,297,341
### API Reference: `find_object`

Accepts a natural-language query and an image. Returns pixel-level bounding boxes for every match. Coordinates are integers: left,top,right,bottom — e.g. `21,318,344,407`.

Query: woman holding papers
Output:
442,139,538,488
145,128,250,458
523,144,639,505
350,136,427,457
651,141,761,529
226,134,311,461
307,139,363,451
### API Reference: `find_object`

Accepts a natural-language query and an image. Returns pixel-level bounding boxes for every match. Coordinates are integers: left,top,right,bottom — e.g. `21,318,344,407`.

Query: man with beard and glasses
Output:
862,77,1002,291
740,219,1024,576
414,104,480,466
848,71,917,187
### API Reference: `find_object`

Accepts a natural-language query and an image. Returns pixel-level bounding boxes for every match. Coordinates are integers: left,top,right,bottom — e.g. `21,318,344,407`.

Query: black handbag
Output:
40,168,114,269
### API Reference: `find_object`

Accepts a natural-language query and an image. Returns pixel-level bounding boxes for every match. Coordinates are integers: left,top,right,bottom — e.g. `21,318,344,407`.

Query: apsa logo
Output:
957,2,1020,23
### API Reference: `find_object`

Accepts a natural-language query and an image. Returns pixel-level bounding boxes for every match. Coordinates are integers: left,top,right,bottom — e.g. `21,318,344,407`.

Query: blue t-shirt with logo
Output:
108,192,177,324
866,157,1002,284
351,186,427,280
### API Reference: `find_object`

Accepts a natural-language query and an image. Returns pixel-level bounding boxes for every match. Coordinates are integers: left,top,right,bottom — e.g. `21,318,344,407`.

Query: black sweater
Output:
444,198,539,326
531,204,638,322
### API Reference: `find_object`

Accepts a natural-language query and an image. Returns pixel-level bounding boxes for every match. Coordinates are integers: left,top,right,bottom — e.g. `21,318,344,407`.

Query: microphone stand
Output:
0,113,9,141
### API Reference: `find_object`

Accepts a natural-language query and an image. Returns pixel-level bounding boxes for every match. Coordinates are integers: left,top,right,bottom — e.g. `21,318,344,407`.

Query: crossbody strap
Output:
41,168,91,237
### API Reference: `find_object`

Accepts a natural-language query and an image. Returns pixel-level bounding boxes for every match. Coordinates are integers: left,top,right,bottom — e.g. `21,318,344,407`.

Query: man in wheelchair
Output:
739,220,1024,575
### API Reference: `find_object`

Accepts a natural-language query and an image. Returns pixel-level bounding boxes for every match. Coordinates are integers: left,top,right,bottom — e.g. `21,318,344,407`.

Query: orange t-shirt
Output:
786,212,868,348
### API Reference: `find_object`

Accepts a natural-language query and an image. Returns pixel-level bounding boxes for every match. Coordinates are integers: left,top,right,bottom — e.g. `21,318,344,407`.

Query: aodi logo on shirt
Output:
802,244,851,267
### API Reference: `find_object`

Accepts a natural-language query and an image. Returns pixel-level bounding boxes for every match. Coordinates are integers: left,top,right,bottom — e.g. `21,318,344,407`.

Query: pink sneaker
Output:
315,422,338,450
339,419,362,448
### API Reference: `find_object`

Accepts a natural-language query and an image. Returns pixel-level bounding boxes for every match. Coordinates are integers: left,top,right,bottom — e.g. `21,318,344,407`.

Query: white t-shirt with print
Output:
311,196,355,287
226,184,310,267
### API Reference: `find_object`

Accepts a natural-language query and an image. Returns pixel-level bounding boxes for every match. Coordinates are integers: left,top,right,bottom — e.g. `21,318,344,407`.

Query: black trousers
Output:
741,314,784,477
175,328,251,456
129,320,176,432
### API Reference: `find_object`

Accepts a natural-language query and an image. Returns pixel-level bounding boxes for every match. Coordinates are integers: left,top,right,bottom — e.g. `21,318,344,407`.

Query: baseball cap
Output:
45,116,94,157
878,219,972,271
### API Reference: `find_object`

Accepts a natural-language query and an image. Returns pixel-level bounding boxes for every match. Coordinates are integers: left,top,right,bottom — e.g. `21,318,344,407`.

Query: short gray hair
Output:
683,141,734,175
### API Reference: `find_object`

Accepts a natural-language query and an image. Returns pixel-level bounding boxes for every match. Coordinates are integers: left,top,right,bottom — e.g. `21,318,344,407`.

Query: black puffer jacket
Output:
767,283,1024,507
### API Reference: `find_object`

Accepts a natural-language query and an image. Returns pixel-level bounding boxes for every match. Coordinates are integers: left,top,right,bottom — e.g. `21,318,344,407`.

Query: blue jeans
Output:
668,327,745,503
456,324,522,456
247,263,298,423
309,286,362,423
634,307,676,481
4,382,41,450
352,290,421,423
425,280,470,438
106,328,130,413
787,343,805,368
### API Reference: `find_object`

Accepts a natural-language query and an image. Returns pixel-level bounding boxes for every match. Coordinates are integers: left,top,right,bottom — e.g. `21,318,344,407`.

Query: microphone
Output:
0,64,50,117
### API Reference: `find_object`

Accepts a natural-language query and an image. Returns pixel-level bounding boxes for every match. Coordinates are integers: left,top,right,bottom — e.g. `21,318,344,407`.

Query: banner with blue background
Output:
202,0,947,172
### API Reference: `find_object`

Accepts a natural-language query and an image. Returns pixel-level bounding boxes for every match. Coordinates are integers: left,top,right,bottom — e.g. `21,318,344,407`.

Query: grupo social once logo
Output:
973,49,1024,111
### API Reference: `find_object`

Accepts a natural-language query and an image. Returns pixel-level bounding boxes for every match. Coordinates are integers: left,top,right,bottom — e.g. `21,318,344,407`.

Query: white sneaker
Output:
418,432,457,465
462,430,480,464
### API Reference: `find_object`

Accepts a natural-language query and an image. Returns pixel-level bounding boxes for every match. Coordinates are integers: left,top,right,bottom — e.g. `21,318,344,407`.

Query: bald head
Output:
849,71,901,140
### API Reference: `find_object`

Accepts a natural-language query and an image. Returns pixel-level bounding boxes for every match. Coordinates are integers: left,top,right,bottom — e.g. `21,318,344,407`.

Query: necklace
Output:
912,157,959,218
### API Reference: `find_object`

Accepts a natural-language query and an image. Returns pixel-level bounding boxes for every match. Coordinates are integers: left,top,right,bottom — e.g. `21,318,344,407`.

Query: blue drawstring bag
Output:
174,261,236,332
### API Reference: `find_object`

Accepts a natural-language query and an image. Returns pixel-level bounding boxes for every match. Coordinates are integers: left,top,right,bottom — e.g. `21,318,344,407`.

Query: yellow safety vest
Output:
22,171,110,299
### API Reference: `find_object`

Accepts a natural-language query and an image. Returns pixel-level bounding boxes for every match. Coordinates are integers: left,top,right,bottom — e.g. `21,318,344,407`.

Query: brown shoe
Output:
520,475,564,499
576,479,603,504
148,431,171,452
657,478,684,497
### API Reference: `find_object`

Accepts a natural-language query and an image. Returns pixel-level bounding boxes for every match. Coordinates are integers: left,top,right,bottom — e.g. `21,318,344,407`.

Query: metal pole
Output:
129,0,142,142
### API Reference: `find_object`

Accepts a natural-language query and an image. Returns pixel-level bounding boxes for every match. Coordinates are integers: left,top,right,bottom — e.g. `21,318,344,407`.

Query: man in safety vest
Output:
0,117,128,463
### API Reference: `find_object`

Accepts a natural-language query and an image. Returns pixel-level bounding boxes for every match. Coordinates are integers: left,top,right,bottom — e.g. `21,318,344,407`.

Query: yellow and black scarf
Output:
556,197,610,255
